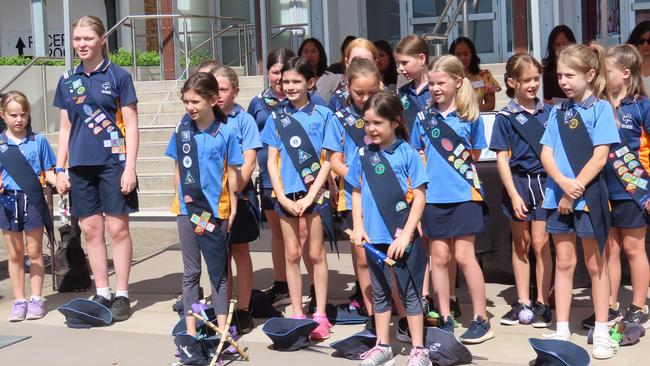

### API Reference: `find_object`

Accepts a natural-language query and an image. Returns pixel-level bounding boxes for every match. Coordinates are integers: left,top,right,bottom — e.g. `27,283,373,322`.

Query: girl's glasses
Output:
637,38,650,45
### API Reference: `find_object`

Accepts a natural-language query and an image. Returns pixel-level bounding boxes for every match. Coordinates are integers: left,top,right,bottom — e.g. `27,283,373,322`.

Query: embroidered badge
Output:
395,201,407,212
370,154,381,166
568,118,579,129
289,136,301,148
301,168,312,177
430,128,440,139
515,114,528,125
355,119,365,129
190,211,216,235
0,145,7,153
181,131,191,142
441,138,453,152
401,95,409,110
182,143,191,154
76,86,86,95
184,171,195,184
183,156,192,168
183,195,193,203
303,174,315,185
374,163,385,175
298,149,311,164
345,115,356,126
310,162,320,171
280,116,291,127
615,146,629,157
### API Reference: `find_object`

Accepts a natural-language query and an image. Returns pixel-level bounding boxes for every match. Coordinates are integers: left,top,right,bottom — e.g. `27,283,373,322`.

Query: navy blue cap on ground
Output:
262,317,319,351
174,333,210,365
325,302,369,325
250,289,283,318
587,323,646,347
171,305,217,336
424,327,472,365
529,338,590,366
330,330,377,360
57,298,113,329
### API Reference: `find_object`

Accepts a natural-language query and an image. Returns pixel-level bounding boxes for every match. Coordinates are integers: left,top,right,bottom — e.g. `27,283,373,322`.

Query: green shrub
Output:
109,48,161,66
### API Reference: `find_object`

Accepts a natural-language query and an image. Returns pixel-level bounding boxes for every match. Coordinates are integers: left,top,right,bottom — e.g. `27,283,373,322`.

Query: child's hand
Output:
56,171,70,195
295,194,315,216
351,227,369,247
387,231,411,260
120,166,137,194
558,194,574,215
510,194,529,220
559,177,584,199
279,196,300,216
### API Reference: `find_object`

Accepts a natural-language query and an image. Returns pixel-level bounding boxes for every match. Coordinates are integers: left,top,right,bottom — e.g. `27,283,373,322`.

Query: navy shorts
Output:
273,191,328,218
260,188,275,211
545,209,595,237
0,190,45,232
68,164,139,218
421,201,486,239
611,199,649,228
340,209,353,232
502,172,547,222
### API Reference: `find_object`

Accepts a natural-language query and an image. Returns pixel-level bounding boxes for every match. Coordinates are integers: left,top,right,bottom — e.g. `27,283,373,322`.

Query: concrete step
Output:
137,172,174,191
42,127,175,146
136,87,261,102
133,76,264,92
138,141,168,158
137,189,176,209
136,157,175,174
137,94,257,115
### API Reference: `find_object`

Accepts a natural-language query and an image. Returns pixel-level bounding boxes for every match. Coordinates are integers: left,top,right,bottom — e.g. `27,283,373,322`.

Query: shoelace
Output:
407,347,427,362
360,338,386,360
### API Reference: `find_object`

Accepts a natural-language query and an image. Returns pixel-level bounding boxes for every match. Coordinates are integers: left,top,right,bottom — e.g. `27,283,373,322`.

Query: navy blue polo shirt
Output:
489,99,551,175
53,58,138,167
605,96,650,200
398,80,431,120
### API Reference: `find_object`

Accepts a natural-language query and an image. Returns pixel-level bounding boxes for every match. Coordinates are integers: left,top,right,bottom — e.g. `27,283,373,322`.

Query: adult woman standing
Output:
54,15,139,321
541,25,576,103
627,21,650,92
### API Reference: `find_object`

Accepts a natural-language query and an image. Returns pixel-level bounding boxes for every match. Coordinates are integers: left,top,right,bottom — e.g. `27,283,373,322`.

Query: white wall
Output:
0,0,107,57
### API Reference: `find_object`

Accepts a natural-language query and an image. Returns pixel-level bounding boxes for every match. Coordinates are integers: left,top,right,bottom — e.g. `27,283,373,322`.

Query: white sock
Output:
115,289,129,299
96,287,112,300
15,298,26,303
556,321,570,335
594,321,609,336
30,295,43,301
519,299,531,307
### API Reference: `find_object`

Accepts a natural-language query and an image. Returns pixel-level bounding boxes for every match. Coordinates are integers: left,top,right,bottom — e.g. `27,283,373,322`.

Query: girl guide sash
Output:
175,120,230,291
498,110,545,159
398,91,421,133
358,140,426,300
260,88,284,112
0,133,54,243
556,99,611,251
334,107,367,149
271,109,338,254
417,109,484,200
61,67,127,164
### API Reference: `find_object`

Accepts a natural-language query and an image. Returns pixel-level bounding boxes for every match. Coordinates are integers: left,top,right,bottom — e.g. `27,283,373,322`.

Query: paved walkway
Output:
0,222,647,365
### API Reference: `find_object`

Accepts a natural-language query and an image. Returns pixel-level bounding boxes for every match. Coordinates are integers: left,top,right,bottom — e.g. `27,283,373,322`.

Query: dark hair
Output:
196,59,219,73
180,72,226,122
374,40,398,86
449,37,481,75
543,25,577,69
298,38,328,77
627,21,650,47
504,53,543,98
341,36,357,55
362,91,409,142
281,56,316,81
266,48,295,71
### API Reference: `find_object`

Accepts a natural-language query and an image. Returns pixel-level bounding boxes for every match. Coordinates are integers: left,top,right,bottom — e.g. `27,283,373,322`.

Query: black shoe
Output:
422,295,435,315
438,315,455,334
234,309,254,334
111,296,132,322
581,303,622,329
501,302,526,325
622,304,650,328
91,294,112,308
364,315,376,334
396,316,411,343
307,285,316,315
450,297,462,318
264,281,290,306
532,301,552,328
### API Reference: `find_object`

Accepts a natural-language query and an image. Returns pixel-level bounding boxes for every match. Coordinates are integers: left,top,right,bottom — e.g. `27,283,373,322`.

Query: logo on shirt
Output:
0,144,7,153
101,81,112,95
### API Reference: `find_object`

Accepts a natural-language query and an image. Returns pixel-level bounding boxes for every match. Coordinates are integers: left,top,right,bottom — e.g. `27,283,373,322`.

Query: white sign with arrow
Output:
6,29,67,57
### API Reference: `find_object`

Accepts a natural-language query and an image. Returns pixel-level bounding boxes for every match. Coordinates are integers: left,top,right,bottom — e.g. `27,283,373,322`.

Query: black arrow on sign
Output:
15,37,26,56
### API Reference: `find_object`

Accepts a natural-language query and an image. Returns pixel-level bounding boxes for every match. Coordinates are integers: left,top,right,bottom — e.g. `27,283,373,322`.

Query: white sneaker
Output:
592,333,617,360
359,344,395,366
542,331,571,341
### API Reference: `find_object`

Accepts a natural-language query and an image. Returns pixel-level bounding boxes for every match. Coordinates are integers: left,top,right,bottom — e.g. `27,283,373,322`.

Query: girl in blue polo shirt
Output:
600,44,650,328
324,58,380,328
53,15,139,322
212,65,262,333
261,57,333,340
490,54,553,328
346,91,429,365
395,35,431,131
165,72,242,346
411,55,494,344
0,91,56,322
539,43,619,359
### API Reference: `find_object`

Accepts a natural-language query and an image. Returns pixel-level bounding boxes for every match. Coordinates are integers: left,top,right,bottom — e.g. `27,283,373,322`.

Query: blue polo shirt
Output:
248,90,326,189
398,81,431,124
605,96,650,200
345,139,428,244
260,100,333,195
165,119,244,217
540,97,620,210
411,107,487,203
323,104,365,211
489,99,551,174
53,58,138,167
225,104,262,151
0,133,56,191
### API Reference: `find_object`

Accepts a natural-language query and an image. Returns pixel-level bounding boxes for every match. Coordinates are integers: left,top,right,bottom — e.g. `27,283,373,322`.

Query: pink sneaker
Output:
8,301,27,322
310,313,332,340
26,298,45,320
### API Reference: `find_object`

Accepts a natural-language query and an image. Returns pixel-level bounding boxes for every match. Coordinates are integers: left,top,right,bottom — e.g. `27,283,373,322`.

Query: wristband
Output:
54,167,66,174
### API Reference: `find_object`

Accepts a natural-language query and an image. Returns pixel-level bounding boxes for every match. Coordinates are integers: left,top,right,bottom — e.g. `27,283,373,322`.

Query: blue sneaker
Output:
459,316,494,344
438,315,454,334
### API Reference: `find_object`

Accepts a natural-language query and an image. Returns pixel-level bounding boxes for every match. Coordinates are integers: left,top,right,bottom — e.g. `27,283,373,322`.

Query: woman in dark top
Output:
374,40,398,90
627,21,650,92
542,25,576,103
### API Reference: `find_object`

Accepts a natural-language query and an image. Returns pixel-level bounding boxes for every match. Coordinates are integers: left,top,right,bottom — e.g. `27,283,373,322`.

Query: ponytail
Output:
428,55,479,122
590,42,608,100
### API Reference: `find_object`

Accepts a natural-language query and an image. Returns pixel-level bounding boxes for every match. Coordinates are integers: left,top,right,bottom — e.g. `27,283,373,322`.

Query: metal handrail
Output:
225,23,308,67
423,0,468,57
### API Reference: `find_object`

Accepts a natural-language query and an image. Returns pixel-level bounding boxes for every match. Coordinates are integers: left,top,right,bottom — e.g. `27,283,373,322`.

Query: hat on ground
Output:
262,317,319,351
330,330,377,360
174,333,210,365
171,304,217,336
587,322,646,347
57,298,112,329
425,327,473,365
250,289,282,318
326,302,369,325
529,338,589,366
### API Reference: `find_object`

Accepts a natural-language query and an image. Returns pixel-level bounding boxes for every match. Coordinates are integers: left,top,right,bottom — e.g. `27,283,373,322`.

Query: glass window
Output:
367,0,401,44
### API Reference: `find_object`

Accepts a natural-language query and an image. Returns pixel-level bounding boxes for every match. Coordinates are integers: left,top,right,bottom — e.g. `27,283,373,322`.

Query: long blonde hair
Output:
557,42,608,99
72,15,108,57
428,55,479,122
606,44,646,102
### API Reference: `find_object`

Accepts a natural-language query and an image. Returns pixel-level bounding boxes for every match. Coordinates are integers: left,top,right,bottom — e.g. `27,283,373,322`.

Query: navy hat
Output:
58,298,112,328
587,322,646,346
171,305,217,336
262,317,318,351
529,338,589,366
250,289,283,318
326,303,369,325
424,327,472,366
330,330,377,360
174,333,210,365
